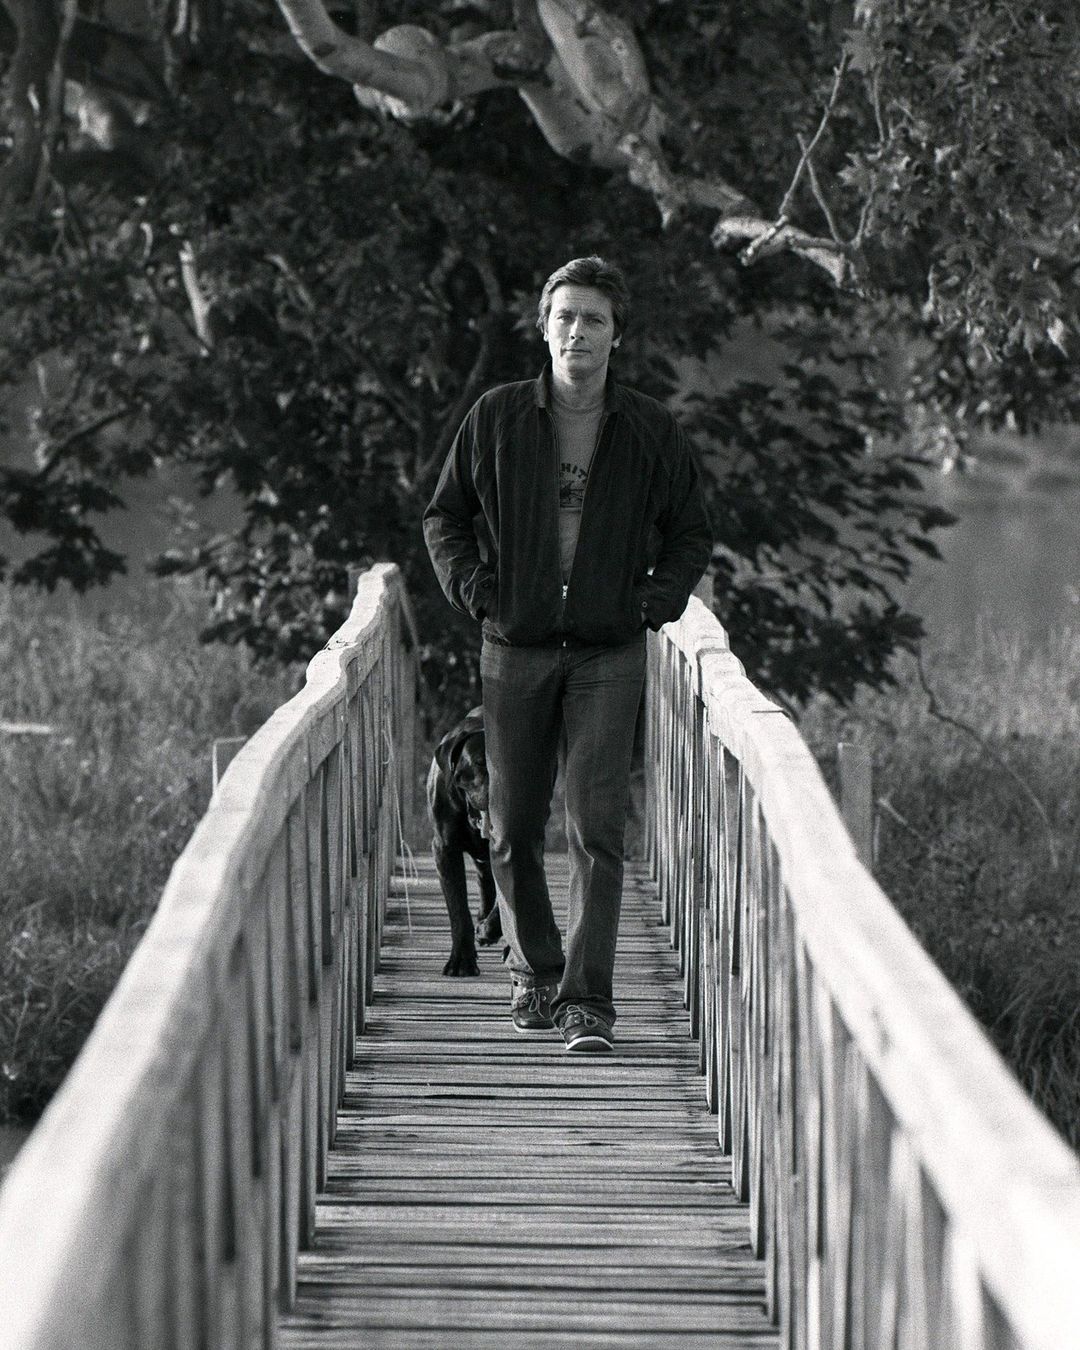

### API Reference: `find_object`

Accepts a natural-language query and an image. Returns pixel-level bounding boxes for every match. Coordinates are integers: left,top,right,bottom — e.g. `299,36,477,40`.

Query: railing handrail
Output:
0,562,415,1349
650,598,1080,1350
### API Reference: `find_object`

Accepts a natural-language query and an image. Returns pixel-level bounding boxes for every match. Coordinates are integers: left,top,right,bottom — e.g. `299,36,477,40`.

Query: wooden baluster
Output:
228,934,264,1348
320,748,343,1144
131,1161,171,1348
643,635,657,876
200,1012,241,1347
697,723,720,1085
768,864,796,1336
341,719,359,1064
791,931,817,1350
900,1158,947,1348
293,786,322,1244
729,771,749,1202
263,832,295,1317
746,796,769,1261
248,878,282,1343
168,1084,204,1350
280,813,307,1299
822,1025,858,1350
720,757,744,1161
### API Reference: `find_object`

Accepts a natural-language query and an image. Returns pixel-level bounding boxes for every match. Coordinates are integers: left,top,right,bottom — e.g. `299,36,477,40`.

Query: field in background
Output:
0,580,298,1125
800,625,1080,1149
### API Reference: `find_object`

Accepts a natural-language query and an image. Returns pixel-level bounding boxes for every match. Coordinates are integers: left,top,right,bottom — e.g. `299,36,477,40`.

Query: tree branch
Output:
265,252,315,311
0,0,58,209
271,0,861,288
273,0,548,116
34,404,133,479
777,54,847,222
414,253,504,490
801,139,843,243
712,214,854,287
178,240,214,350
32,0,76,207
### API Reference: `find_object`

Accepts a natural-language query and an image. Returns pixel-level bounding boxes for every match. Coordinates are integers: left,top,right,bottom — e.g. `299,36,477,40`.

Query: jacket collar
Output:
534,363,621,414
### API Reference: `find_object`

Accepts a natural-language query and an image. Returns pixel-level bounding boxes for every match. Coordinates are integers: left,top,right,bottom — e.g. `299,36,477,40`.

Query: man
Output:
423,256,712,1052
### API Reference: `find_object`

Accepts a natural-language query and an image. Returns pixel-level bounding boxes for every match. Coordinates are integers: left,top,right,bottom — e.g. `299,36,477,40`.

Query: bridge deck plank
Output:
278,855,778,1349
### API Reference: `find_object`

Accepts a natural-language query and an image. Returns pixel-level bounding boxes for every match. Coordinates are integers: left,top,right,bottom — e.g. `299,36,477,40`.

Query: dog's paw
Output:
475,913,503,946
442,950,480,977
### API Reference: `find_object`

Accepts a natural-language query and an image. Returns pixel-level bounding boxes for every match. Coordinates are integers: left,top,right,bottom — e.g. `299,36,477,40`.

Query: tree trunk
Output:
0,0,59,210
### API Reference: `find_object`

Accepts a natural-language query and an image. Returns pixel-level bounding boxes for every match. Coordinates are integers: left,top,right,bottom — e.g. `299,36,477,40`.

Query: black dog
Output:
427,706,503,976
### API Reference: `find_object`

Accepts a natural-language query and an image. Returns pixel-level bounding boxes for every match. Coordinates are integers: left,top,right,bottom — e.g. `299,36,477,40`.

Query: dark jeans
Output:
480,635,647,1026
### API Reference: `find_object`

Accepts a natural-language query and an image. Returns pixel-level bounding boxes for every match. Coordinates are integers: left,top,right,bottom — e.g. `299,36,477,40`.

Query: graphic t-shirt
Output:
552,390,605,585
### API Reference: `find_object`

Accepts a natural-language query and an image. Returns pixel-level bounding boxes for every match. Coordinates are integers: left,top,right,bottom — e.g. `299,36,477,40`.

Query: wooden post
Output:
837,742,874,869
211,736,247,792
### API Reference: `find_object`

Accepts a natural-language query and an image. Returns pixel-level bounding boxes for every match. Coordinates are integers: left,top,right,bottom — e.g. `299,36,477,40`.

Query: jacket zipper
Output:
545,408,568,625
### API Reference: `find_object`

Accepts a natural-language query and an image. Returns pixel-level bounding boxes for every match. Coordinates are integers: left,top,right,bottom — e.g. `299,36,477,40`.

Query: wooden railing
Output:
0,563,417,1350
645,597,1080,1350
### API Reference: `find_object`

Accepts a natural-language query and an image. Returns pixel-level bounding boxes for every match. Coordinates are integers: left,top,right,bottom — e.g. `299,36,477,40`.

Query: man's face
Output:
543,283,620,383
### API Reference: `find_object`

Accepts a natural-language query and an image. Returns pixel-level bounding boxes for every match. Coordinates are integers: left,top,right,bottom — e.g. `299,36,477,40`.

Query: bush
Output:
0,580,298,1123
800,626,1080,1150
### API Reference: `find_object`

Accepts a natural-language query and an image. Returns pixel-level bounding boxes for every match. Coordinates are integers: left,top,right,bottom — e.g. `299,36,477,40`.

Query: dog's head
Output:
452,731,489,831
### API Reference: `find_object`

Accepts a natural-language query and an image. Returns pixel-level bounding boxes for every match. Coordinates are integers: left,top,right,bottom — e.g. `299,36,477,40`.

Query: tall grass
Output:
0,580,298,1124
799,624,1080,1150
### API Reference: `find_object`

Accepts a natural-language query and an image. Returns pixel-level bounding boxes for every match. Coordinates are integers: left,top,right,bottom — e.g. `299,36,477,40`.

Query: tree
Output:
1,2,1075,712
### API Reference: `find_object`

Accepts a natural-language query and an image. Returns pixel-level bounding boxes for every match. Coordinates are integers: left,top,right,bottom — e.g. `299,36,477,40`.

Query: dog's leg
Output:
473,856,502,946
433,838,480,976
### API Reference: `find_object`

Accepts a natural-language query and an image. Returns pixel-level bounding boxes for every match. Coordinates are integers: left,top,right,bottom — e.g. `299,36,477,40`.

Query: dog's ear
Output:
434,726,461,782
449,732,486,785
447,735,469,778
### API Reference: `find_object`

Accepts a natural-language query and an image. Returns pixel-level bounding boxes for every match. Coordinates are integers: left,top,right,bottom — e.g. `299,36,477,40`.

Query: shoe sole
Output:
565,1034,613,1053
512,1020,555,1035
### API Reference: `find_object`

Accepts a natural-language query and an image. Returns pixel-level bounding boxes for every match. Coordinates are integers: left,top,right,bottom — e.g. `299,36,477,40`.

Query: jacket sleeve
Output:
423,402,496,622
638,421,713,630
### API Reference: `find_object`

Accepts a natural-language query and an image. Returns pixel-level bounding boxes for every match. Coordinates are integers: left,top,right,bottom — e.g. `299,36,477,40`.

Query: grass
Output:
799,623,1080,1150
0,579,298,1124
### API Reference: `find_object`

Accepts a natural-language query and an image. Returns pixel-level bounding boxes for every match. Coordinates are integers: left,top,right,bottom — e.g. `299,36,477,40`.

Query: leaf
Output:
843,27,878,76
1047,317,1069,355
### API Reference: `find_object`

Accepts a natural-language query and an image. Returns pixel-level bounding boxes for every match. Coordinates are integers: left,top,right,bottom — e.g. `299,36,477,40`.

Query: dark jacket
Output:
423,367,713,647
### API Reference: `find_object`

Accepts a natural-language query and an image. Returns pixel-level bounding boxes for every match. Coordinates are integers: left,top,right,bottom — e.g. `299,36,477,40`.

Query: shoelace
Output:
512,986,549,1013
560,1003,601,1028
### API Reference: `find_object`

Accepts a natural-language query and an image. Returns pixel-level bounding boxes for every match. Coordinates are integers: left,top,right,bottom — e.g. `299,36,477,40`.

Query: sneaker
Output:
558,1004,614,1053
510,981,557,1033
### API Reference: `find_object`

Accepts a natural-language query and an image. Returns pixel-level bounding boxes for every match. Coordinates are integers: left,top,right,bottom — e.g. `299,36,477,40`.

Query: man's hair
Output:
536,256,630,339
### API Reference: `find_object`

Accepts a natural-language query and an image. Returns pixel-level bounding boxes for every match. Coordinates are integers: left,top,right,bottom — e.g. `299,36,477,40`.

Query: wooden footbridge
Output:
2,563,1080,1349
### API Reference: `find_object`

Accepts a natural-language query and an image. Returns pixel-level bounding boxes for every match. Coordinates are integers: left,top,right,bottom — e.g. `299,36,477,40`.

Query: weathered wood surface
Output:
278,853,778,1349
0,563,417,1350
650,598,1080,1350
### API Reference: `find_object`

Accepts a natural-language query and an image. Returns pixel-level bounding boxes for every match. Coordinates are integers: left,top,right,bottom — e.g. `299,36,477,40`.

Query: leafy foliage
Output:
3,0,1075,711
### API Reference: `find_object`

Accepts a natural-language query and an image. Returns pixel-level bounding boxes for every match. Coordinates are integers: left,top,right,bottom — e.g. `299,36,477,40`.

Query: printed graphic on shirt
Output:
560,459,590,510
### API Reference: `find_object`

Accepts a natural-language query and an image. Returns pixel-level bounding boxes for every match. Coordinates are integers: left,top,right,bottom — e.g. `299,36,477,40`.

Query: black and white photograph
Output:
1,2,1079,1346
